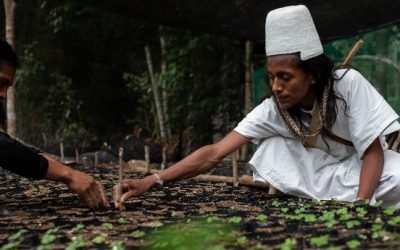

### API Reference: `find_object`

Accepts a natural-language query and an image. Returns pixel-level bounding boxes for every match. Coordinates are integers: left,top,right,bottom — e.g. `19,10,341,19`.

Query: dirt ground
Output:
1,163,400,249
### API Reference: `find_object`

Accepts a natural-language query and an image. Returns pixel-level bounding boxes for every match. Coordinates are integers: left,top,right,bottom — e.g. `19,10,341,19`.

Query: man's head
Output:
0,40,18,100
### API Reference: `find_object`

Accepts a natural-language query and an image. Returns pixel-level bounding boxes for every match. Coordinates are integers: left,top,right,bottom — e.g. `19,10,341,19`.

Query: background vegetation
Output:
0,1,399,159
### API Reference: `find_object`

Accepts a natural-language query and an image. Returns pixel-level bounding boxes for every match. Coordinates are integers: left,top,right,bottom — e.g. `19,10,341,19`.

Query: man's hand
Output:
66,169,110,209
42,154,110,209
113,175,157,209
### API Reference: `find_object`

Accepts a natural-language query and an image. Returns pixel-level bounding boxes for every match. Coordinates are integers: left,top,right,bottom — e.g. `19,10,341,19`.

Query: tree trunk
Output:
3,0,16,137
144,45,167,144
240,40,253,161
159,26,171,140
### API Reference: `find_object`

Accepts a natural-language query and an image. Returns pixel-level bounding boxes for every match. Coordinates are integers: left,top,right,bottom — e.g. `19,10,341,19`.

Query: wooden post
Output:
144,145,150,173
60,141,64,162
127,165,269,188
232,151,238,187
117,147,126,210
161,146,167,170
94,151,99,167
75,149,80,164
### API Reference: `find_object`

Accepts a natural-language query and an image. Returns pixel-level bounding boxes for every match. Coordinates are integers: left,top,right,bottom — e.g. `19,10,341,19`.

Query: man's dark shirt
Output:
0,132,48,179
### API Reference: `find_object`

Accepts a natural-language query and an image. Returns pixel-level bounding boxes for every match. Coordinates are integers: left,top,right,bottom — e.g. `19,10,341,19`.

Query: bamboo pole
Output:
94,151,99,167
75,149,80,164
161,146,167,170
342,39,363,66
144,145,150,172
231,151,238,187
60,141,64,162
117,147,126,210
127,164,269,188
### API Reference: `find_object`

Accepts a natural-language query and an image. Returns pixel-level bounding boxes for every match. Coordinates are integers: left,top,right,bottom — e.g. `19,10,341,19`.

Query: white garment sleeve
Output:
336,69,400,157
234,98,290,143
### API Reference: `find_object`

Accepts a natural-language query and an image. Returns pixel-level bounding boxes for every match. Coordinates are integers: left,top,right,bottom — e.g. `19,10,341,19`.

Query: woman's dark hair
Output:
290,53,348,147
0,39,18,68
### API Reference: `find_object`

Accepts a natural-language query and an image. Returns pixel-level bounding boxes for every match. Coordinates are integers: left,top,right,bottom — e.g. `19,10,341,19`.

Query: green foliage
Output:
309,234,329,247
92,233,108,244
346,239,361,249
0,229,28,250
228,216,242,224
256,214,268,221
131,230,146,238
144,218,240,250
66,236,87,250
280,238,297,250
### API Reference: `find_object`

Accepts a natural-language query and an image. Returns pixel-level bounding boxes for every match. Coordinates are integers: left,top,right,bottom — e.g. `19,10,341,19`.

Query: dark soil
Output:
1,163,400,249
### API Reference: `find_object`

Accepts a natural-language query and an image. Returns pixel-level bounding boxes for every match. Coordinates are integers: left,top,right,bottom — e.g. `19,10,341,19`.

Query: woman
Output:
114,5,400,208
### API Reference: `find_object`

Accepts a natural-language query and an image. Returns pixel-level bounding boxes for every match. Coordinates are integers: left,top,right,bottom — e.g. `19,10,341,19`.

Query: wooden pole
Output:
94,151,99,167
342,39,363,66
117,147,126,210
231,151,238,187
144,145,150,172
161,146,167,170
75,149,80,164
60,141,64,162
127,164,269,188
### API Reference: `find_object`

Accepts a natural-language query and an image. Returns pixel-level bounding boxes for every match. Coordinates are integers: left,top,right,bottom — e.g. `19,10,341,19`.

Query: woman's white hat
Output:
265,5,323,60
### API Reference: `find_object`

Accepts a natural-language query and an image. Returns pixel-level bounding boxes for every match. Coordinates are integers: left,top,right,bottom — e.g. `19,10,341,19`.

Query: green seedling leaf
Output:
92,233,108,244
70,224,84,233
102,223,113,229
8,229,28,241
356,207,368,217
236,236,248,245
111,240,124,250
281,208,289,213
310,235,329,247
346,220,361,229
66,236,86,250
1,242,20,250
131,230,146,238
374,200,383,207
40,227,59,245
388,216,400,226
117,218,130,224
346,239,361,249
228,216,242,224
256,214,268,221
325,220,338,228
383,206,397,216
207,216,220,223
280,237,297,250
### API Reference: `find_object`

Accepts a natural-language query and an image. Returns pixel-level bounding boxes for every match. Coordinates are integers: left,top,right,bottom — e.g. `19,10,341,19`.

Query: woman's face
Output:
266,54,316,110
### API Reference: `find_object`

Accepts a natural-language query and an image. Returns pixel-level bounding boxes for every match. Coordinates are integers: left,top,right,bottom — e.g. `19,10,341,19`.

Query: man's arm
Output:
0,132,109,208
357,137,384,200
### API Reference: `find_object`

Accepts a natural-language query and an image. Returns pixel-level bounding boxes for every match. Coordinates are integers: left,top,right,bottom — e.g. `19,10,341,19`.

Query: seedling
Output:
346,239,361,249
256,214,268,221
228,216,242,224
92,233,108,244
117,218,130,224
309,234,329,247
280,237,297,250
131,230,146,238
102,222,113,229
66,236,87,250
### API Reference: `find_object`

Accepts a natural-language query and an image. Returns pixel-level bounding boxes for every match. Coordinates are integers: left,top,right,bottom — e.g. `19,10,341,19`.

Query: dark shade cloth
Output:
0,132,48,179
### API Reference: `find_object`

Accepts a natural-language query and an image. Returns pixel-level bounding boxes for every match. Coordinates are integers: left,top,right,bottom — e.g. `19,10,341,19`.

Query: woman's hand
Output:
113,175,157,208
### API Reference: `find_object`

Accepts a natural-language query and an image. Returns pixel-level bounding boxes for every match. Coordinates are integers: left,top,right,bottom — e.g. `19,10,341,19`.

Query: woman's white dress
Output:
234,69,400,207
